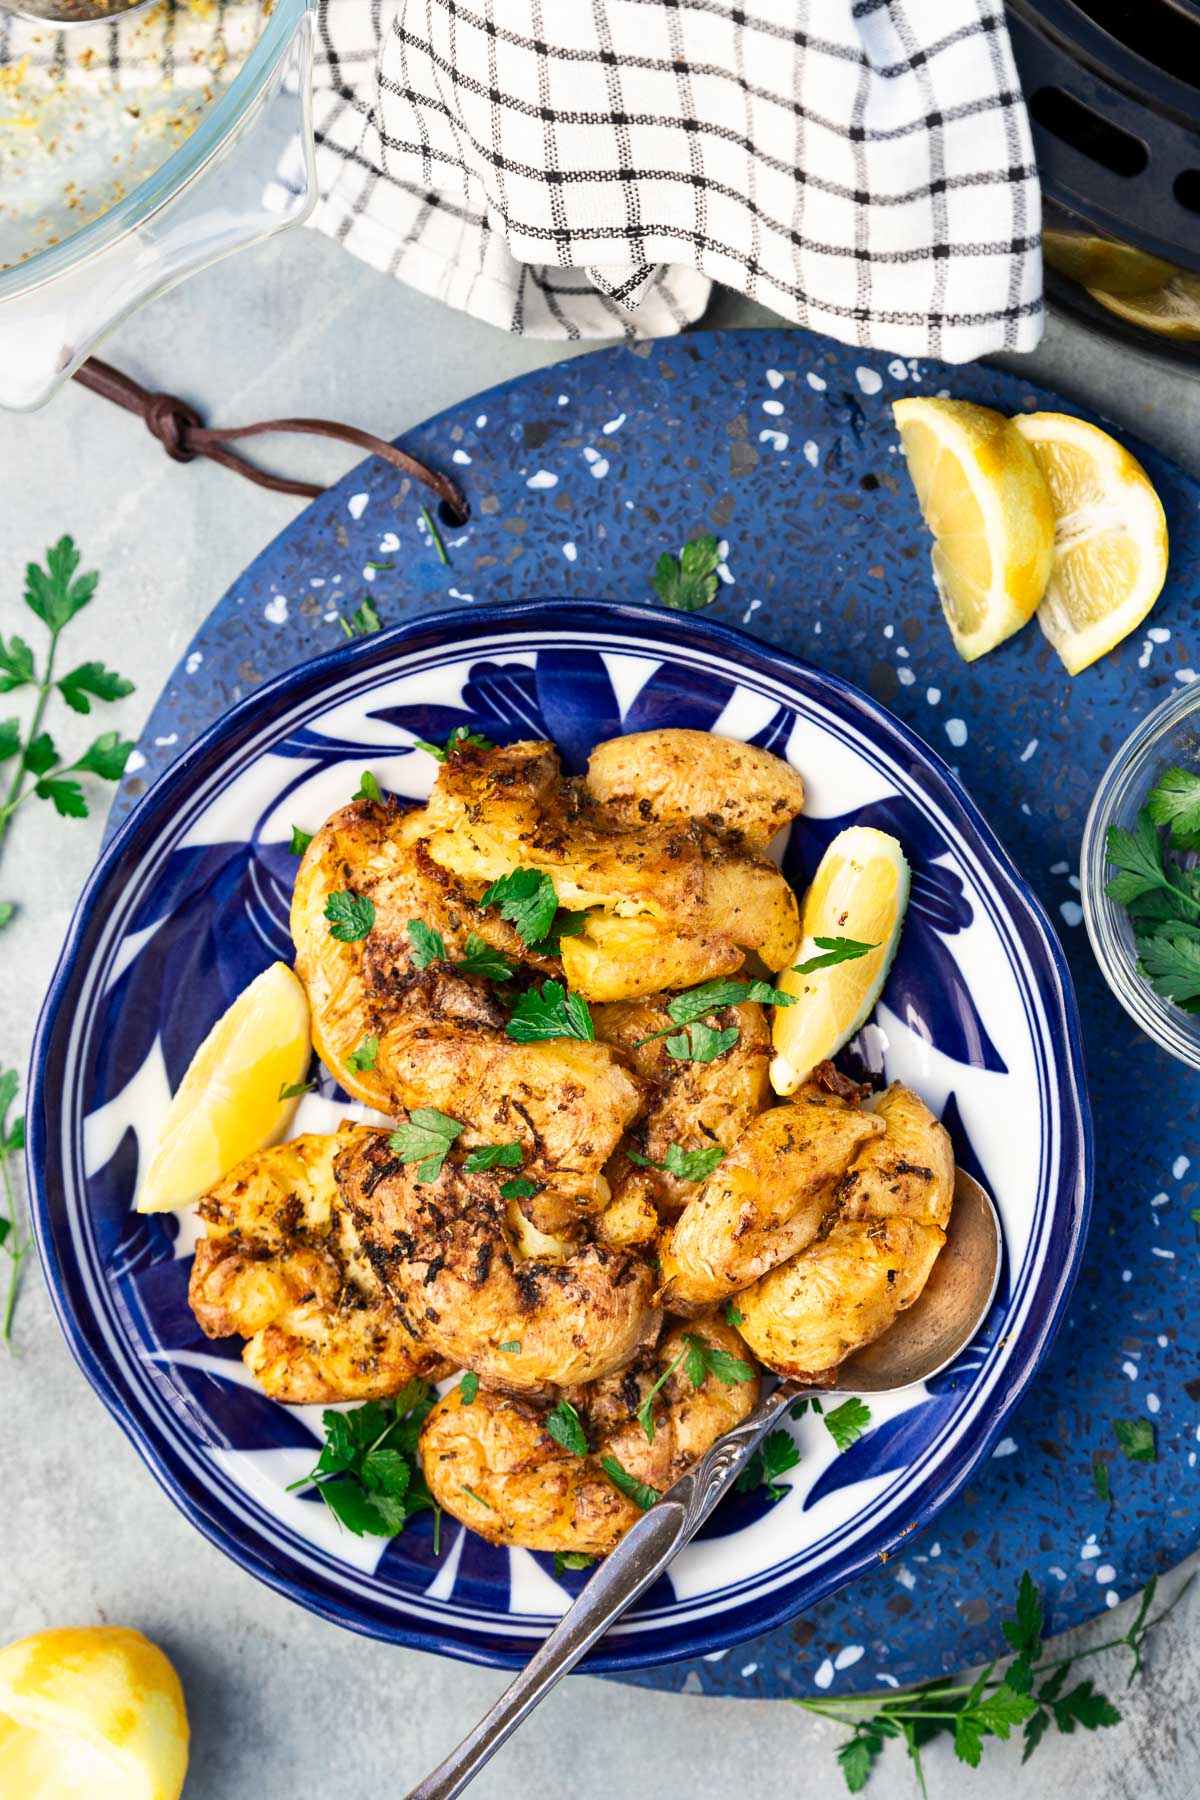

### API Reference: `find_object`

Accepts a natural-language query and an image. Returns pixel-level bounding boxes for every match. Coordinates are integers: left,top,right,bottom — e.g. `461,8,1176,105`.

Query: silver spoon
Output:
408,1169,1002,1800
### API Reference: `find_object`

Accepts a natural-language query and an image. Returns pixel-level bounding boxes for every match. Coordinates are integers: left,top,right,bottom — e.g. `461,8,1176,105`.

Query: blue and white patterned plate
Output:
28,599,1091,1671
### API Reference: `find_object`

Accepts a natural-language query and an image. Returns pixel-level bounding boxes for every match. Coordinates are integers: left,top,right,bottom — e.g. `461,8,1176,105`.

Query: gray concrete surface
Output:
2,229,1199,1800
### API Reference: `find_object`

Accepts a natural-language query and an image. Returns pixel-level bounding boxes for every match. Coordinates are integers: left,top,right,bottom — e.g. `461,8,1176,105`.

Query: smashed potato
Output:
585,729,806,850
188,1129,450,1403
735,1084,954,1378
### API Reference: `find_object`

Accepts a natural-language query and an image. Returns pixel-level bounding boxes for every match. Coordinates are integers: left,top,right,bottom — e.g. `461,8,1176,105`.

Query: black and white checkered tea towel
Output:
310,0,1043,359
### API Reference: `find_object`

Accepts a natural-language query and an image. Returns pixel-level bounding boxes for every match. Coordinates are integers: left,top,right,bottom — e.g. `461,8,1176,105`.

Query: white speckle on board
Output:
1021,802,1031,816
1081,1538,1100,1559
945,718,967,748
1069,874,1081,890
1020,739,1039,762
856,366,883,395
447,587,474,602
125,749,146,773
1147,1392,1161,1414
888,358,908,380
1122,1269,1132,1282
347,492,368,520
930,1543,941,1557
475,413,487,428
1095,1563,1116,1585
362,567,376,583
762,398,785,416
1050,1566,1068,1581
895,1564,916,1590
702,1650,728,1662
835,1645,865,1671
813,620,823,634
1060,900,1084,928
993,1436,1017,1458
1174,1155,1190,1179
926,687,941,705
1106,1591,1120,1609
814,1659,835,1690
806,371,827,391
603,413,626,433
877,1673,900,1688
264,595,288,625
759,430,789,451
1122,1360,1139,1380
884,624,894,639
896,645,909,658
741,1662,758,1677
588,456,610,479
154,733,178,747
1152,1246,1176,1259
309,577,325,588
742,599,763,624
527,470,558,489
898,667,916,686
379,532,400,554
766,368,785,389
1151,1191,1170,1207
185,652,203,675
562,543,577,562
1149,627,1171,643
1158,1334,1169,1346
323,610,338,623
452,449,471,466
1051,860,1069,874
557,394,569,406
1176,669,1198,684
1139,640,1154,670
803,439,820,467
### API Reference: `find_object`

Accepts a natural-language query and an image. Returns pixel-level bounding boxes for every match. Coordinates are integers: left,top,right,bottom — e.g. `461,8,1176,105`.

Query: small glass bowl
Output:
1081,681,1200,1069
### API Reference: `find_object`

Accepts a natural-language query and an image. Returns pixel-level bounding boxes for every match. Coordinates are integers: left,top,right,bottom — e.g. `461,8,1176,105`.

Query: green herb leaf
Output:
480,867,559,946
35,777,87,819
388,1108,465,1182
601,1456,660,1511
554,1551,595,1578
506,980,594,1043
0,720,21,763
278,1078,316,1101
413,725,496,762
636,1342,690,1444
1001,1570,1044,1660
320,1478,409,1538
546,1398,589,1457
628,1142,726,1182
682,1334,755,1388
498,1339,522,1354
1115,1417,1156,1462
459,1372,479,1405
0,902,14,932
339,596,382,638
665,1021,739,1064
824,1396,872,1453
68,730,133,781
353,770,382,804
56,661,134,716
652,534,721,612
1136,927,1200,1006
454,933,517,981
665,975,798,1026
325,891,376,942
836,1735,883,1794
1093,1459,1111,1502
461,1485,493,1510
464,1142,523,1172
725,1300,745,1327
407,918,447,968
289,826,313,857
24,537,97,632
360,1449,411,1498
736,1429,801,1501
793,935,878,975
499,1177,537,1200
1146,766,1200,846
1104,811,1176,908
346,1034,379,1074
530,907,587,957
290,1387,436,1540
420,505,449,566
0,635,34,693
24,732,57,775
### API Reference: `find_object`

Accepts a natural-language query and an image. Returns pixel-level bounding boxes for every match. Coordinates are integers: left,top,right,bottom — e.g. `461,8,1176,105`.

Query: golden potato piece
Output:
736,1084,954,1379
586,729,806,850
697,839,802,972
420,1385,641,1555
560,912,743,1004
657,1094,884,1312
338,1130,660,1395
188,1129,450,1403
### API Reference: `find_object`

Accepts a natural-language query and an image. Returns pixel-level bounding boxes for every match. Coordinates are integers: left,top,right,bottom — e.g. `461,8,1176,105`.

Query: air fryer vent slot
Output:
1029,87,1148,177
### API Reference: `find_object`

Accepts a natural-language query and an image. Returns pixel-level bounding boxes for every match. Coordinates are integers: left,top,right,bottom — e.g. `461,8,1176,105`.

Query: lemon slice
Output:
893,396,1055,662
0,1627,189,1800
1010,412,1169,676
770,827,909,1096
1042,228,1176,297
138,960,311,1212
1087,270,1200,342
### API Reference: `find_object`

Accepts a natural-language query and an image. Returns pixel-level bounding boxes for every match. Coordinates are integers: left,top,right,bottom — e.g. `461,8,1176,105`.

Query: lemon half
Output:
770,827,909,1096
137,960,311,1212
1087,270,1200,342
0,1627,188,1800
893,397,1055,663
1011,412,1169,676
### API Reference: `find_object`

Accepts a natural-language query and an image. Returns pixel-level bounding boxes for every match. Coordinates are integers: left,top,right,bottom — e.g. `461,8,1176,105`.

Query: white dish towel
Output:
310,0,1043,359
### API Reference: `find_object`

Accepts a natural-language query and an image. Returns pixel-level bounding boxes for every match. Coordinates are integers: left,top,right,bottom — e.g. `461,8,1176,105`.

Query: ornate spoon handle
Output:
406,1382,797,1800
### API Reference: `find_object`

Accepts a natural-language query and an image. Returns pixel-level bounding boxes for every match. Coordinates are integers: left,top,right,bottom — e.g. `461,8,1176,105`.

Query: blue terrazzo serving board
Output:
107,328,1199,1701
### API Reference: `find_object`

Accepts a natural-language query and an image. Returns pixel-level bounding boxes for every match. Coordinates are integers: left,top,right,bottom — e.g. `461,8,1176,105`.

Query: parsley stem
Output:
0,626,59,849
421,506,450,566
0,1141,26,1347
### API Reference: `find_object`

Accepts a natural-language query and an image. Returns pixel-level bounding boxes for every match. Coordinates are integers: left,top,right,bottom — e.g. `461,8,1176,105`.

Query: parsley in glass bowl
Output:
1082,681,1200,1067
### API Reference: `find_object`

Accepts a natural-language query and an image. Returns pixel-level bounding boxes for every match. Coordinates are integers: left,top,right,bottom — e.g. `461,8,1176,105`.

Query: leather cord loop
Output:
72,355,469,524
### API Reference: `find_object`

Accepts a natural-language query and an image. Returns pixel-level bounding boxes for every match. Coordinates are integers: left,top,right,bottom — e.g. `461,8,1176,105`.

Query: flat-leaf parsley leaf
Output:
793,935,877,975
325,891,375,942
388,1108,465,1182
506,981,594,1043
652,534,721,612
824,1396,872,1453
602,1456,660,1511
480,867,559,946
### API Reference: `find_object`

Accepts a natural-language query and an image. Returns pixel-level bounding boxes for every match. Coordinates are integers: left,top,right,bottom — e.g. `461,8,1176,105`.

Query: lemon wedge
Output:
0,1626,188,1800
138,960,311,1212
770,827,909,1096
893,396,1055,662
1042,228,1176,297
1010,412,1169,676
1087,270,1200,342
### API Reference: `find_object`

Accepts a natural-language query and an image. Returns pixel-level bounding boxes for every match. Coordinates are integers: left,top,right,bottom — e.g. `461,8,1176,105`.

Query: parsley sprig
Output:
286,1383,439,1540
0,538,134,863
793,936,877,975
736,1429,801,1502
628,1143,726,1182
338,596,382,638
414,725,496,762
388,1108,465,1182
637,1333,755,1443
1105,772,1200,1009
480,867,560,947
652,534,722,612
406,918,518,983
799,1570,1188,1794
633,974,797,1063
0,1069,28,1345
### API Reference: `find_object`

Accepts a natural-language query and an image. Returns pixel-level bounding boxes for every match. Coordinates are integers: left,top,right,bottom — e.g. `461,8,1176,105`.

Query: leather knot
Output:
143,390,203,463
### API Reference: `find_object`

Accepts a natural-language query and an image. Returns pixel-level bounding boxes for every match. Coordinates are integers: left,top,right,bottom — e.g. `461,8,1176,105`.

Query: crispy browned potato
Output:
585,730,806,850
419,1314,760,1553
419,1386,641,1555
657,1091,885,1312
736,1084,954,1379
338,1130,660,1395
188,1129,450,1403
595,997,772,1223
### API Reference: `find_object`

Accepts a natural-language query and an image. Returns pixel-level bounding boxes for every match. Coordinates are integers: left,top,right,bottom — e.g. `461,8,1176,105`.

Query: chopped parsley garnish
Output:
387,1108,465,1182
285,1383,437,1539
636,1343,689,1444
278,1077,316,1101
665,1021,739,1064
1115,1418,1156,1462
506,980,594,1043
531,908,587,957
414,725,496,762
1093,1459,1110,1502
499,1177,537,1200
545,1398,589,1457
289,825,313,857
652,533,721,612
325,890,375,942
454,932,517,981
479,867,560,946
601,1456,660,1511
461,1485,493,1510
634,974,797,1061
407,918,447,968
464,1142,523,1172
793,935,877,975
458,1372,479,1406
725,1300,745,1327
352,770,382,804
736,1429,801,1502
346,1034,379,1073
824,1396,872,1453
498,1339,522,1354
628,1142,726,1182
339,596,382,638
638,1332,754,1443
554,1551,595,1578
